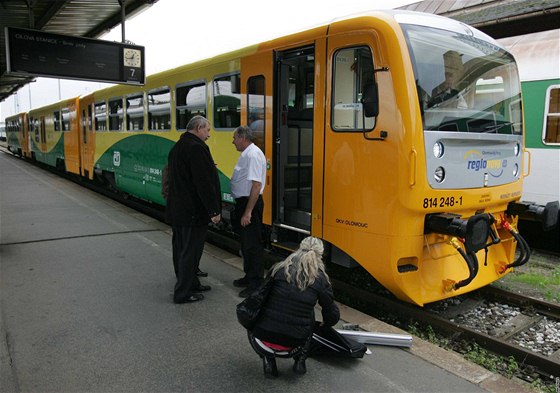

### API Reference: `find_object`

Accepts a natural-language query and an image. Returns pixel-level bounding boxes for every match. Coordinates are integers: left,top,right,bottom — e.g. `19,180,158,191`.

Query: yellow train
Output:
6,10,558,305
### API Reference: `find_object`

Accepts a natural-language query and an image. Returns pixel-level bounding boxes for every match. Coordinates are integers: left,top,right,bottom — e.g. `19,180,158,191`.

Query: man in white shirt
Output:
230,125,267,297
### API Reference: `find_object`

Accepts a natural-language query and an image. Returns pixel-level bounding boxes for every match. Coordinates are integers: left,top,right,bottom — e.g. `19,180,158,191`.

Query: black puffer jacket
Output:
252,270,340,347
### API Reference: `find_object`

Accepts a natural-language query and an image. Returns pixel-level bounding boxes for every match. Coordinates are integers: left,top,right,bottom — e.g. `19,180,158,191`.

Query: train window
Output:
543,86,560,144
53,111,60,132
87,104,93,132
213,73,240,129
126,94,144,131
109,97,124,131
94,101,107,131
247,75,265,151
148,87,171,131
332,47,375,131
61,108,71,132
30,117,39,142
176,81,206,131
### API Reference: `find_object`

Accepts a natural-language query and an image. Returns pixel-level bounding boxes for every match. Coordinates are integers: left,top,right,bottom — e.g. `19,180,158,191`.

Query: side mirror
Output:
362,83,379,118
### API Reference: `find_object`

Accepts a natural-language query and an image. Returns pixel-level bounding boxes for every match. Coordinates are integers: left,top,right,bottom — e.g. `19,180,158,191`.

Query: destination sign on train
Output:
5,27,145,85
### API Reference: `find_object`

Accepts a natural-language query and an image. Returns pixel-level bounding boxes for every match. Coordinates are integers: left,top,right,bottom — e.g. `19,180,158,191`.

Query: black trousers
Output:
171,224,206,302
234,196,264,288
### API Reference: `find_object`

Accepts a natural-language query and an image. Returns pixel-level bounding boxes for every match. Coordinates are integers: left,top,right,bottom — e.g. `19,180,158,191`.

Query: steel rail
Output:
331,279,560,377
479,286,560,320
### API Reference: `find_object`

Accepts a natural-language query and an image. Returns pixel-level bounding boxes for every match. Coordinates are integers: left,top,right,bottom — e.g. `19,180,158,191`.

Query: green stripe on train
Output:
95,134,232,206
31,134,65,167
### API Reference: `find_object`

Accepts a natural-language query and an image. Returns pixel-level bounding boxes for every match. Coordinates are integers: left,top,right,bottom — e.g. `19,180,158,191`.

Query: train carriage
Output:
497,29,560,206
26,98,81,174
5,112,30,158
6,10,558,305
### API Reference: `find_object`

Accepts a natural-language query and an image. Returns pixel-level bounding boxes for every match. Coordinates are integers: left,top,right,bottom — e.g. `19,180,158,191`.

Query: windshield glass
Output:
401,24,522,135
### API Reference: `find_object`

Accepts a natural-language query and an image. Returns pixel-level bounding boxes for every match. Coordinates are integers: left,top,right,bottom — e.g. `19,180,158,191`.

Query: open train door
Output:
271,41,327,250
240,50,274,228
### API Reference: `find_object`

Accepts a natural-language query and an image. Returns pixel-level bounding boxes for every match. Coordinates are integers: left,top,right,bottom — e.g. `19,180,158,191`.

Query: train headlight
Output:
433,142,444,159
514,143,520,156
513,163,519,177
434,167,445,183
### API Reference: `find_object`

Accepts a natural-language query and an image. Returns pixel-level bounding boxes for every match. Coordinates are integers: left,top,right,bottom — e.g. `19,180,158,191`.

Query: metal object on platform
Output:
336,329,413,348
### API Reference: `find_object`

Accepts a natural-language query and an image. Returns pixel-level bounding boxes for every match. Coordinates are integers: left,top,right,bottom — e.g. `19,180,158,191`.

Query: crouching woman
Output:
248,236,340,377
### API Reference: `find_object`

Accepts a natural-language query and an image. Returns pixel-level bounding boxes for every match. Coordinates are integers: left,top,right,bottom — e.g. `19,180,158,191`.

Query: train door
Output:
64,100,81,175
21,113,30,158
273,46,316,247
39,116,47,154
240,51,274,226
79,95,95,179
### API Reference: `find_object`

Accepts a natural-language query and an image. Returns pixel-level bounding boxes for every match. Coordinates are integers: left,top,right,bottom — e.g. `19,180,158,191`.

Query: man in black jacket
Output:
165,116,221,303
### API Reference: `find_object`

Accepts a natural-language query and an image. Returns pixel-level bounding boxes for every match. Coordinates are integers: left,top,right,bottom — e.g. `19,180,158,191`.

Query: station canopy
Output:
399,0,560,38
0,0,158,103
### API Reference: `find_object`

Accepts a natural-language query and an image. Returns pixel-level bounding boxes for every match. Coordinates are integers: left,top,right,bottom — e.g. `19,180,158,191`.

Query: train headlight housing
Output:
425,213,493,253
433,142,444,159
514,143,520,157
513,163,519,177
434,167,445,183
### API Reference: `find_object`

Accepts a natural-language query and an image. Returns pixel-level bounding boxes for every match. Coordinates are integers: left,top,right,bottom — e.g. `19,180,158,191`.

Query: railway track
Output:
332,279,560,378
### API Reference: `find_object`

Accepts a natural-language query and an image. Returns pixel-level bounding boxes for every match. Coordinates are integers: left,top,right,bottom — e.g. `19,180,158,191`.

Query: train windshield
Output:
401,24,522,135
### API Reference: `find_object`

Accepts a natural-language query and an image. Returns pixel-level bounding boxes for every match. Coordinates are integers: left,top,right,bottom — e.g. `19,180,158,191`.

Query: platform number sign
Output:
122,47,144,83
6,27,145,85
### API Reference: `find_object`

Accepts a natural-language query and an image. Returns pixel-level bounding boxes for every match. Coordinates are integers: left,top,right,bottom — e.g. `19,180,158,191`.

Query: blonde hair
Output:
270,237,330,290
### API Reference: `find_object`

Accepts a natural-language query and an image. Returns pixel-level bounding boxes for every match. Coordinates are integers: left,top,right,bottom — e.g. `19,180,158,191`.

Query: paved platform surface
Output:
0,152,530,392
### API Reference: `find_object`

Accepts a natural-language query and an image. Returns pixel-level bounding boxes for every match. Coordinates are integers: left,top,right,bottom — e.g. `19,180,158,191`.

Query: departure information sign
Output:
5,27,145,85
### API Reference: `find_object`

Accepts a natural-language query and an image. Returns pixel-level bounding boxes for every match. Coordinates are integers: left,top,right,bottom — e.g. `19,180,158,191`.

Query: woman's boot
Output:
292,355,307,375
293,338,310,375
262,356,278,378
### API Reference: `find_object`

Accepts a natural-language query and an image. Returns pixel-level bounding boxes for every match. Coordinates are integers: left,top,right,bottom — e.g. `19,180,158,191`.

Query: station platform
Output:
0,151,530,393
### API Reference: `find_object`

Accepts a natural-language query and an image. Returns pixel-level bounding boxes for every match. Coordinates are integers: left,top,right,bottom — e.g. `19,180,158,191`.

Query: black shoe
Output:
192,284,211,292
233,277,250,287
196,269,208,277
293,357,307,375
263,357,278,378
238,287,256,298
173,293,204,304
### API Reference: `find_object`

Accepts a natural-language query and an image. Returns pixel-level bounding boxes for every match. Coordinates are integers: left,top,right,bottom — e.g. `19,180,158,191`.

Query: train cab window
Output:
176,81,206,131
61,108,71,131
126,94,144,131
109,97,124,131
53,111,60,132
332,46,376,131
94,101,107,131
148,87,171,131
213,73,240,129
544,85,560,144
247,75,265,151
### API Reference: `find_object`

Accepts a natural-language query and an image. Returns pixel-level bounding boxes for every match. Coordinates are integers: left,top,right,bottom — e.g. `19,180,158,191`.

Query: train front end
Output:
390,14,558,305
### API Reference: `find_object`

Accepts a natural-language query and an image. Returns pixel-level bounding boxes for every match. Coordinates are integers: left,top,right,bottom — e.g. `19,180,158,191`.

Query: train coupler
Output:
506,201,559,232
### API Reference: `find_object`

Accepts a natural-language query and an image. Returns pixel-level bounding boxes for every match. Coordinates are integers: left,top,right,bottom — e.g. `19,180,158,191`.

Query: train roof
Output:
498,29,560,82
